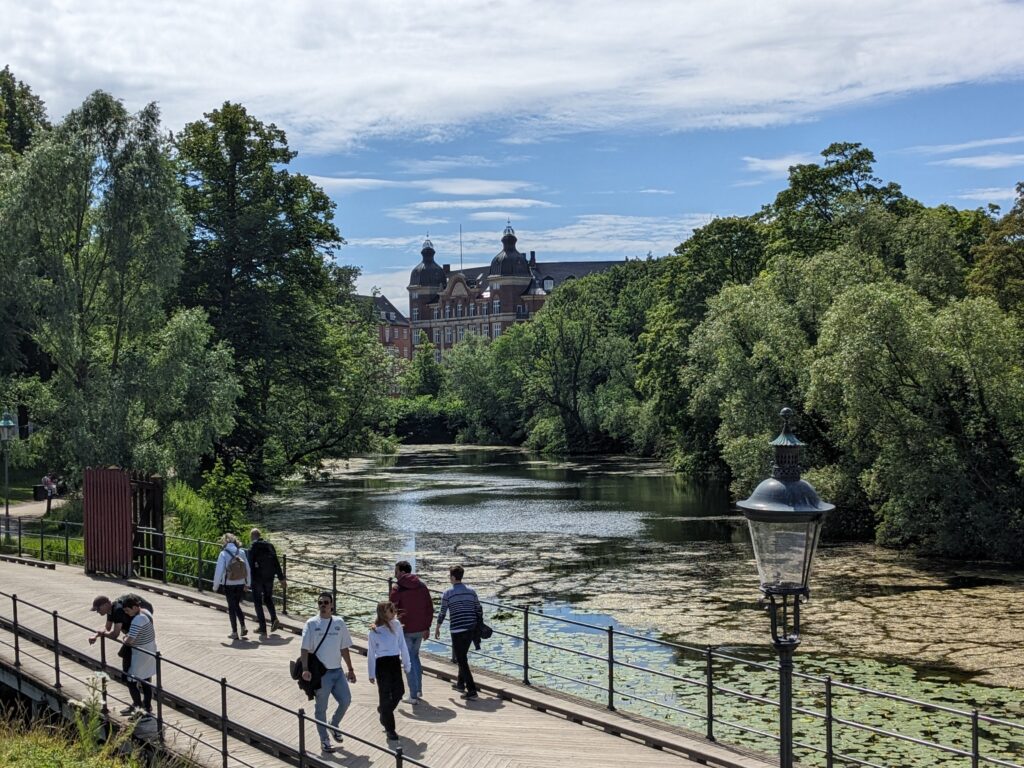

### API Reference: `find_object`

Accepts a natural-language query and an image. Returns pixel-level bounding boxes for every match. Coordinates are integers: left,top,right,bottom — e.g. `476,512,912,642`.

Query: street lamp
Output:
1,411,16,535
736,407,833,768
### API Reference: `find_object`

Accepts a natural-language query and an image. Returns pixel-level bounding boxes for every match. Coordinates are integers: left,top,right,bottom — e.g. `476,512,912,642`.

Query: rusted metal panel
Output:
83,467,133,577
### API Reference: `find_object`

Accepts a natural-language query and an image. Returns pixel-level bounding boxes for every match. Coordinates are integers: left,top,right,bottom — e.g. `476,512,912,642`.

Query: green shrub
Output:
199,459,252,535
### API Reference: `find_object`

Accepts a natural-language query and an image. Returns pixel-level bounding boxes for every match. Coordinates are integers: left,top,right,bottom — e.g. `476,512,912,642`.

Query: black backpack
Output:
249,539,276,578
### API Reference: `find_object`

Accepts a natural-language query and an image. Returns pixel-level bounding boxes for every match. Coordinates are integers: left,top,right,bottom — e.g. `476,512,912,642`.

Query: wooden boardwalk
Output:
0,560,771,768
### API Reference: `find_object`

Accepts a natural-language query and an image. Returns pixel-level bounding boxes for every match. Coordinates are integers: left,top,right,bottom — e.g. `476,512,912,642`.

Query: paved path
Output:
0,560,770,768
3,497,65,520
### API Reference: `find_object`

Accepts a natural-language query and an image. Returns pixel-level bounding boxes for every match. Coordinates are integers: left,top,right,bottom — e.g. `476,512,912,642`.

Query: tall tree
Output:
968,183,1024,317
0,66,48,157
0,91,238,478
175,103,386,485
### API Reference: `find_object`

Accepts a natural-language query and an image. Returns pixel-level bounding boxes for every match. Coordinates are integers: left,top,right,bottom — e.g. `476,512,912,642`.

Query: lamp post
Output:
1,411,15,536
736,407,833,768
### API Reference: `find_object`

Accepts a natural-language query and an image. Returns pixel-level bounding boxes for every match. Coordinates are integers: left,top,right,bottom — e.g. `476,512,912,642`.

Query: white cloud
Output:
932,153,1024,169
308,176,404,193
956,187,1020,202
394,155,497,175
415,178,534,196
742,153,819,177
908,135,1024,154
468,211,524,221
7,1,1024,152
638,188,675,195
405,198,556,211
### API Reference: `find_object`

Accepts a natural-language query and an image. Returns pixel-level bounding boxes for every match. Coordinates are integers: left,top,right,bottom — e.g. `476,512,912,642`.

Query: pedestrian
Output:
247,528,286,636
121,595,158,717
88,593,155,716
434,565,482,701
367,601,411,743
389,560,433,704
300,591,357,754
212,533,251,639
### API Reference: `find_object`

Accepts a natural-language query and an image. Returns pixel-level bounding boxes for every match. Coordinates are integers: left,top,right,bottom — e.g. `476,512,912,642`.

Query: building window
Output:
385,328,390,342
492,299,500,314
432,308,439,320
412,307,419,321
444,327,452,344
434,350,441,363
458,327,465,341
492,323,501,338
433,329,441,344
389,312,395,321
470,304,476,316
543,277,554,291
403,328,408,338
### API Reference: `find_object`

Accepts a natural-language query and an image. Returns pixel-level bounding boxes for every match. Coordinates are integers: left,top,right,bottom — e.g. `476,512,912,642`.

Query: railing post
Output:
39,520,44,560
522,607,530,686
388,576,394,596
155,651,164,741
705,645,715,742
17,516,22,557
281,554,288,614
332,563,338,607
100,674,108,714
297,708,306,768
395,745,404,767
160,532,168,584
972,709,980,768
606,625,615,711
64,521,70,564
220,677,228,768
825,676,834,768
778,642,795,768
100,634,107,672
11,594,20,667
197,538,204,591
52,610,61,688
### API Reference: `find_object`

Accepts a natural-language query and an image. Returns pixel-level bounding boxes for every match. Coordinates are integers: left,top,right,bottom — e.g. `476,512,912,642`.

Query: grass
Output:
2,464,47,505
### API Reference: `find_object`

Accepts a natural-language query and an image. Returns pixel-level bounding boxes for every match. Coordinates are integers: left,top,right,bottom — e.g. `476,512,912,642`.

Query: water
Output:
261,446,1024,765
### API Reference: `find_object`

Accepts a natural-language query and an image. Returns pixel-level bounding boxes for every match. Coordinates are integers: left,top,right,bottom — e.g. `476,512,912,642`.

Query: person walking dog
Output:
434,565,483,701
367,601,411,743
248,528,286,635
213,533,251,639
389,560,433,704
301,592,357,754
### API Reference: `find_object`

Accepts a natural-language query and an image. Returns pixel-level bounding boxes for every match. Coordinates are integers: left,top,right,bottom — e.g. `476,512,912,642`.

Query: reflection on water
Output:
263,445,1024,709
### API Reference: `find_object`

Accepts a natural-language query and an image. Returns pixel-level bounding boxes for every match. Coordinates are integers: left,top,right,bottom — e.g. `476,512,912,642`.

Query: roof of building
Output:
355,294,408,324
488,224,532,278
410,238,447,288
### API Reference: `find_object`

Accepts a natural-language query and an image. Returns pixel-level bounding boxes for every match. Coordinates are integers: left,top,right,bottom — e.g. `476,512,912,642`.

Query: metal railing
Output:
0,588,430,768
3,517,1024,768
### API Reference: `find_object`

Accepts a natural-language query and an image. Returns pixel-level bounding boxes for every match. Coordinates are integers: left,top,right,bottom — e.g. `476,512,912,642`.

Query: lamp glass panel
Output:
0,414,15,442
747,519,822,591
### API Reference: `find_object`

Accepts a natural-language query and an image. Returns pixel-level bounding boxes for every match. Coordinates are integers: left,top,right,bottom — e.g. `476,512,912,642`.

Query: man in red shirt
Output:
389,561,434,704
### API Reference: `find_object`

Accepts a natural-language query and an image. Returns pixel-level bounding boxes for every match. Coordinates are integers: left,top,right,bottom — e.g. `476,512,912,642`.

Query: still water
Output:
263,446,1024,761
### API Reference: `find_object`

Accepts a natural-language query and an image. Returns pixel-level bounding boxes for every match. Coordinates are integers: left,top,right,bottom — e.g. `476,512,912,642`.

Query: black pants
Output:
452,631,477,694
224,584,246,633
129,677,153,713
251,579,278,631
375,655,405,734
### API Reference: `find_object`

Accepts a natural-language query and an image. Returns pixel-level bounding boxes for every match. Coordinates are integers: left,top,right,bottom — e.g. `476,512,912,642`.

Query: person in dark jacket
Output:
389,560,434,704
88,593,155,715
248,528,286,635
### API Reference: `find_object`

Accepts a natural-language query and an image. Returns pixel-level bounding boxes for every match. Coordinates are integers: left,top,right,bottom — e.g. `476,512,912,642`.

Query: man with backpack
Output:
248,528,286,636
213,533,251,639
88,593,155,715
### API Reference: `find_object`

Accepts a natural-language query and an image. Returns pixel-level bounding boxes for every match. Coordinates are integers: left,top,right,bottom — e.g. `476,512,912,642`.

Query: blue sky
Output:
4,1,1024,303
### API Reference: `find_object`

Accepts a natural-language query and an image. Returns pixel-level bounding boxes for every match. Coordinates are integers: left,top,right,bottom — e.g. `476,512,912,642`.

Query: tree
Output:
809,284,1024,561
968,183,1024,317
404,333,444,397
175,103,386,485
0,91,238,478
0,66,48,157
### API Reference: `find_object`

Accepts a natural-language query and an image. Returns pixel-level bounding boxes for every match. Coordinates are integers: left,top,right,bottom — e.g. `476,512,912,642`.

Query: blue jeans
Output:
404,632,424,697
314,668,352,745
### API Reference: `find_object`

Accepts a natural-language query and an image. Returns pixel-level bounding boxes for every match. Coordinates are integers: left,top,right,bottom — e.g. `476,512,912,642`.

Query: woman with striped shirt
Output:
122,596,158,716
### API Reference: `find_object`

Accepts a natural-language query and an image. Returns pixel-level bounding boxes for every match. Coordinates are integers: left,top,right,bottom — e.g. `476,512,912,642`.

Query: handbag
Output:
479,622,493,640
289,617,332,681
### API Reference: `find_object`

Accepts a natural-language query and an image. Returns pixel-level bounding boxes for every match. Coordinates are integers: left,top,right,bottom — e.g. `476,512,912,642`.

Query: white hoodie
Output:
212,542,251,589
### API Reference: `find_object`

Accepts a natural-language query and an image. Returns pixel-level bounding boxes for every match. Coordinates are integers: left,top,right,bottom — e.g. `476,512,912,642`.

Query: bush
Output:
199,459,252,535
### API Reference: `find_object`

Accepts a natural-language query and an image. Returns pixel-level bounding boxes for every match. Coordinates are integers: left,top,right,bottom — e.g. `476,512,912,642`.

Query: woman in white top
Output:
367,601,411,742
122,596,158,715
212,533,251,639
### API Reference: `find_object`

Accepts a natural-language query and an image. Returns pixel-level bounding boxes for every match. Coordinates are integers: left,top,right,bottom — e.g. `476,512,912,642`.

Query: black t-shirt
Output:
110,600,130,629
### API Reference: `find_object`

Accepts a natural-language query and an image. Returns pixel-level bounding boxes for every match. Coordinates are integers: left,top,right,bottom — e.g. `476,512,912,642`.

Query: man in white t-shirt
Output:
301,591,357,753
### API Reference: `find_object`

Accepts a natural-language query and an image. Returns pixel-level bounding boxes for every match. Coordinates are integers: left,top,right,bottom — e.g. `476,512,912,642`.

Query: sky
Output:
4,0,1024,306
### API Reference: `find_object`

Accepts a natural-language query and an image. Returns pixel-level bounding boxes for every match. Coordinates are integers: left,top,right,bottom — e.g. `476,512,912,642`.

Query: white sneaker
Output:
402,696,418,704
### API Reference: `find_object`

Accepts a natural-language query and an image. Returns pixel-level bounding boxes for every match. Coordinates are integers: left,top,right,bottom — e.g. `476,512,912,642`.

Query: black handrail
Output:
0,589,431,768
7,518,1024,768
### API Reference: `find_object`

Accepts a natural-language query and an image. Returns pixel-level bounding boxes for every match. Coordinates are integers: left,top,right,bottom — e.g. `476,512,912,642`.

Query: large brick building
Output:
407,225,619,357
356,294,412,359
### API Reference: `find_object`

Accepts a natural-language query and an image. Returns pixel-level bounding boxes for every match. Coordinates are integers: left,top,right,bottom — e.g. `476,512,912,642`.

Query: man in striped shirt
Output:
433,565,483,700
